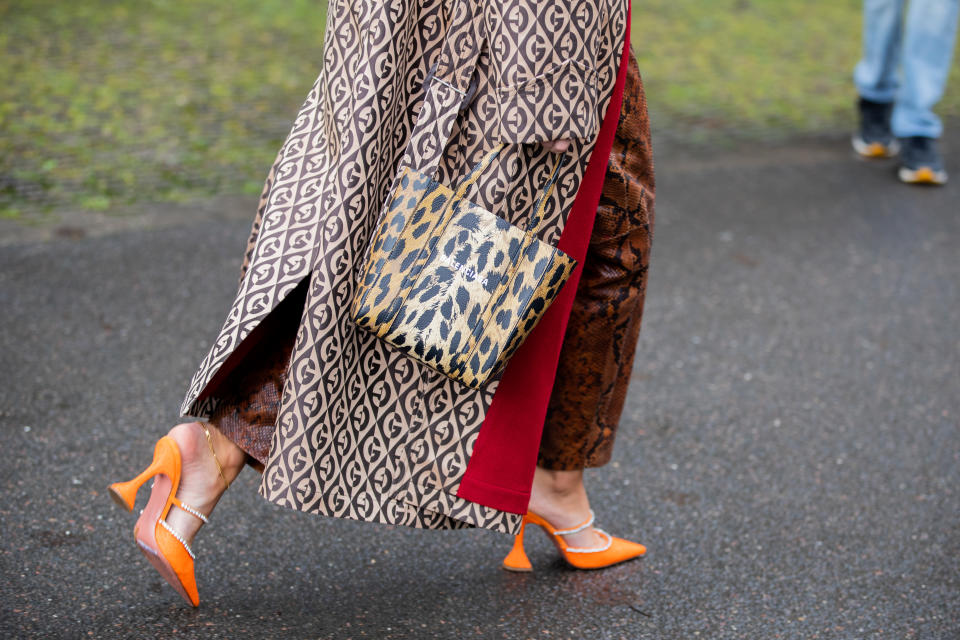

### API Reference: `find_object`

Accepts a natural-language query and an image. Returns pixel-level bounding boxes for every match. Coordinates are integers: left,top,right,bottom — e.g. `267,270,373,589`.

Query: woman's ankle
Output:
529,467,592,526
528,466,606,548
200,422,246,486
168,422,245,489
534,467,586,497
163,422,243,544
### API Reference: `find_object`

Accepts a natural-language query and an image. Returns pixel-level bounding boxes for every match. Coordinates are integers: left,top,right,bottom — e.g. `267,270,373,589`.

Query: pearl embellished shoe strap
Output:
552,509,596,536
171,496,209,524
549,510,613,554
562,528,613,554
199,422,230,490
159,518,196,559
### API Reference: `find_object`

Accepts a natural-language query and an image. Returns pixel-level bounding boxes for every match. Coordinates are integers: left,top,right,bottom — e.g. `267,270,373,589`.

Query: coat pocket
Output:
495,59,600,144
484,0,607,143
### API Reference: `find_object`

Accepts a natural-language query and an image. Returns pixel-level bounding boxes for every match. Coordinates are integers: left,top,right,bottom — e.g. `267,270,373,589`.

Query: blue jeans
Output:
854,0,959,138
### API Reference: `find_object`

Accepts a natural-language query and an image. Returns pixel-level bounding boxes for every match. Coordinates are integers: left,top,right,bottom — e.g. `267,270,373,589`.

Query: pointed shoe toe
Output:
613,536,647,559
152,523,200,607
502,510,646,571
568,534,646,570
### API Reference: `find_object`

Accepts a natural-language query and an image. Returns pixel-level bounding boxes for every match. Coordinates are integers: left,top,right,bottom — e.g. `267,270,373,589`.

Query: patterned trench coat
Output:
181,0,630,535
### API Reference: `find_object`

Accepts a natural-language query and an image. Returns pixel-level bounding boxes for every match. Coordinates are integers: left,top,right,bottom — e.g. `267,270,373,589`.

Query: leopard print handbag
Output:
351,143,578,388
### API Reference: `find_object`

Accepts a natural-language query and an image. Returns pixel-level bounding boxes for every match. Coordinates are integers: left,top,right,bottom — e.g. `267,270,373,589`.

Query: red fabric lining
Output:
457,13,632,514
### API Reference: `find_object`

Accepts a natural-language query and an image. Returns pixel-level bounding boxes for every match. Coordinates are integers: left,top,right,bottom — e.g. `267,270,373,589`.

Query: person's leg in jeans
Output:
892,0,959,138
894,0,958,183
853,0,959,182
853,0,905,157
855,0,905,104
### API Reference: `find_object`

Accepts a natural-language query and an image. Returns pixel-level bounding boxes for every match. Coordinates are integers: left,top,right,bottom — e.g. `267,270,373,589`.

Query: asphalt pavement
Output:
1,135,958,639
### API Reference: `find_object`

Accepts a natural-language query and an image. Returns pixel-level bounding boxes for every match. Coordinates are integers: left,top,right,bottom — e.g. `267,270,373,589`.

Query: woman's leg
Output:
527,467,602,548
529,49,655,548
161,421,246,545
164,277,307,542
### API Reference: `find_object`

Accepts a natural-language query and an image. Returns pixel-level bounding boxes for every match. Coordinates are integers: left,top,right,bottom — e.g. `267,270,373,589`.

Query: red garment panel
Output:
458,10,632,514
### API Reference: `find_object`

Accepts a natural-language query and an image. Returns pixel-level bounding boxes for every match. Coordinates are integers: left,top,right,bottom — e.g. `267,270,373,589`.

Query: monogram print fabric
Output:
485,2,607,143
181,0,627,534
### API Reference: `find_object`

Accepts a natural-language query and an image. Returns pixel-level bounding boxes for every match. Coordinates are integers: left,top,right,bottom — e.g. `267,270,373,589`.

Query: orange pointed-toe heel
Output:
502,510,646,572
109,423,229,607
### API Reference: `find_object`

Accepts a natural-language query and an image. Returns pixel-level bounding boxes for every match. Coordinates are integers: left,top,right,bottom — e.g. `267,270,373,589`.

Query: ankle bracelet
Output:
199,422,230,490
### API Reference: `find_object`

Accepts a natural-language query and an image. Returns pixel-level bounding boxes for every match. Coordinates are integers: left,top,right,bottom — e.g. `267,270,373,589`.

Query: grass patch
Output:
632,0,960,140
2,0,958,214
1,0,327,215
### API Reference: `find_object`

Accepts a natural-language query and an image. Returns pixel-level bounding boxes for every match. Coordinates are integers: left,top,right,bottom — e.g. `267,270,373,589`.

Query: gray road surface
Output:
1,137,958,639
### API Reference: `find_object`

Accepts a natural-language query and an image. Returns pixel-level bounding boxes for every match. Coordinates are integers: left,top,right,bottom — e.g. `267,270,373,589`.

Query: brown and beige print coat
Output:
181,0,629,535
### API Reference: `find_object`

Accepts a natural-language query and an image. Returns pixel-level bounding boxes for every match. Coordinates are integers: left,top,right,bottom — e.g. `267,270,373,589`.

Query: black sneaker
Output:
898,136,948,185
852,97,899,158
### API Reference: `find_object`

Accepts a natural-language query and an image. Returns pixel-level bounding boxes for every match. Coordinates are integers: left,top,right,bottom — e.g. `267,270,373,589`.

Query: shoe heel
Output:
108,437,178,512
502,518,533,572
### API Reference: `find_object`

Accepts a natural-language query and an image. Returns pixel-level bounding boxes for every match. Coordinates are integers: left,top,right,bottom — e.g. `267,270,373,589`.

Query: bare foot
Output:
159,422,246,545
527,467,607,549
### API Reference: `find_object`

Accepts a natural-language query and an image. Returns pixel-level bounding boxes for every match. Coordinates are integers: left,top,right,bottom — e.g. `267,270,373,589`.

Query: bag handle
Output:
526,153,569,234
356,0,485,280
453,143,507,200
453,144,569,235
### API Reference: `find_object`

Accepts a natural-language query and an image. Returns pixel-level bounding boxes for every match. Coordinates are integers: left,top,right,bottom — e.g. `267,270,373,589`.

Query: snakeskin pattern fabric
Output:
538,50,655,470
182,0,627,534
207,280,307,471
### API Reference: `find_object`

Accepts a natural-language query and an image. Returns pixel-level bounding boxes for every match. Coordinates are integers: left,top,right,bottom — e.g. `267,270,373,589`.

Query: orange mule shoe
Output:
502,510,646,572
109,425,227,607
